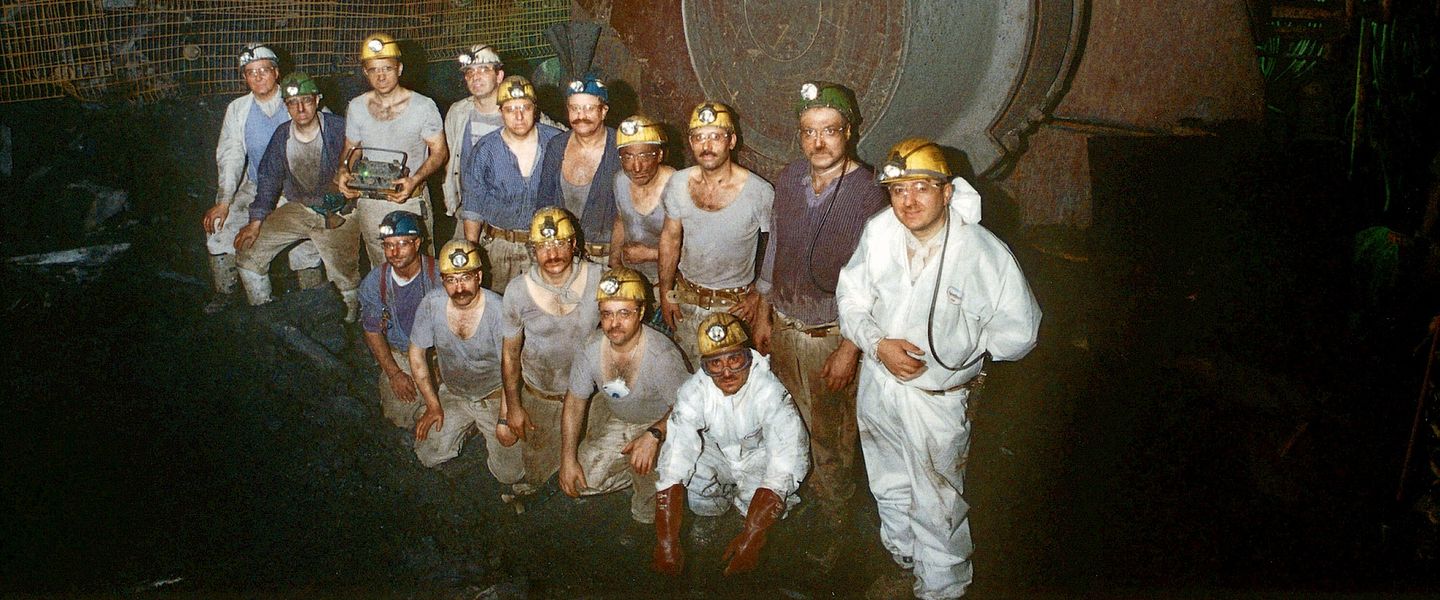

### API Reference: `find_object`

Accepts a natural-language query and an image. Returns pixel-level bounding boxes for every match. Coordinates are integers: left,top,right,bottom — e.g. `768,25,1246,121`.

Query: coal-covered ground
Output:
1,94,1437,599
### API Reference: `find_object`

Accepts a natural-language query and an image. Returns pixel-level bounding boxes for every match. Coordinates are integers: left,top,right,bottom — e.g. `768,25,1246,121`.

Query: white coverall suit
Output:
836,178,1041,599
655,350,811,516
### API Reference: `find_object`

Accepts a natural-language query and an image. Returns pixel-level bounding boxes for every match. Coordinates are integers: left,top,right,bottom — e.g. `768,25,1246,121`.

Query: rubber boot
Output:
722,487,785,576
653,484,686,576
340,288,360,323
203,254,238,314
296,265,328,290
238,268,274,306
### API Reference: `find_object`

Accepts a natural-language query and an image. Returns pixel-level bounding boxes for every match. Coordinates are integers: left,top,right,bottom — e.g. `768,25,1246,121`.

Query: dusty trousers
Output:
512,384,564,494
208,180,321,269
769,326,858,525
236,202,361,292
857,360,974,600
572,394,660,523
381,348,423,429
414,384,522,483
479,236,531,295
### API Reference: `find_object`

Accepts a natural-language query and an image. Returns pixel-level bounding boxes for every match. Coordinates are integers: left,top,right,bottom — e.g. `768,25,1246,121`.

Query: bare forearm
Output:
608,218,625,268
364,331,401,375
658,221,682,292
501,336,523,412
413,136,448,182
560,392,588,460
408,346,440,408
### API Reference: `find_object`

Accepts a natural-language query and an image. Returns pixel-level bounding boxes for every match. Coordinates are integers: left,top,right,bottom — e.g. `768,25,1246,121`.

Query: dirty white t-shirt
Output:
409,287,504,397
501,261,603,395
567,327,688,424
344,90,443,178
662,167,773,289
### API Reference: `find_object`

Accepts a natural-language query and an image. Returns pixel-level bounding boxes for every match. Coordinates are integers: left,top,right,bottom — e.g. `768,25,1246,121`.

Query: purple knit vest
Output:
769,160,888,325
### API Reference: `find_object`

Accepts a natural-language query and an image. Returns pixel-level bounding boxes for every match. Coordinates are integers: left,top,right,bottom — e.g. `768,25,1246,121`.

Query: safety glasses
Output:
700,349,752,377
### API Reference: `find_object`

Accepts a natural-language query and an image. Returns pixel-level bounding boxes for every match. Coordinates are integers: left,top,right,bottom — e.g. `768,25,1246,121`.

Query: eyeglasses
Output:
381,239,418,250
363,65,397,75
442,272,478,285
568,103,603,114
532,239,571,252
600,308,641,320
619,151,661,163
689,131,729,144
798,126,845,140
887,180,944,199
243,66,276,78
701,349,752,377
501,103,533,114
285,96,318,107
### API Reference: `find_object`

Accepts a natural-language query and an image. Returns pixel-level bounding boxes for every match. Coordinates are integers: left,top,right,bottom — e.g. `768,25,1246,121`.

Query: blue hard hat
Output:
565,71,608,103
378,211,423,239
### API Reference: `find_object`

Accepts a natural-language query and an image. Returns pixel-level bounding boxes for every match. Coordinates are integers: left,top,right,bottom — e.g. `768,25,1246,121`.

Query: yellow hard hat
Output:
596,267,649,303
697,312,751,358
617,115,666,149
360,33,401,61
688,101,735,133
877,138,951,184
529,207,578,244
496,75,536,106
439,240,484,275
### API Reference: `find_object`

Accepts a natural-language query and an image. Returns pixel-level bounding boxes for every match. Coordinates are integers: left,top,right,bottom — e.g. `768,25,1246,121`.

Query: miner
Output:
495,207,602,508
336,32,447,267
441,43,505,240
657,101,773,364
358,211,443,431
607,115,675,303
835,138,1041,599
234,72,362,322
202,43,322,313
460,76,563,293
538,72,620,265
408,239,518,484
752,82,887,554
557,267,689,524
653,312,809,577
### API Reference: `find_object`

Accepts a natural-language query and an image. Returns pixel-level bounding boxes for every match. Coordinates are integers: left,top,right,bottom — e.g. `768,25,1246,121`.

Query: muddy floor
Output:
1,97,1437,599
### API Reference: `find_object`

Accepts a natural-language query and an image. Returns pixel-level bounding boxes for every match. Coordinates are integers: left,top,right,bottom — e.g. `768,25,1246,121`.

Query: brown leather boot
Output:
652,484,686,576
722,487,785,576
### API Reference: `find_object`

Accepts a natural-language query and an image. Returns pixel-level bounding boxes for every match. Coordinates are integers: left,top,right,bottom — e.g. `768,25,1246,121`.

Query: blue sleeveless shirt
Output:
244,97,290,183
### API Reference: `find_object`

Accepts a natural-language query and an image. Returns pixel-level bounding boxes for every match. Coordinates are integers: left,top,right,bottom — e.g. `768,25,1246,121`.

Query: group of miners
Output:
199,33,1042,600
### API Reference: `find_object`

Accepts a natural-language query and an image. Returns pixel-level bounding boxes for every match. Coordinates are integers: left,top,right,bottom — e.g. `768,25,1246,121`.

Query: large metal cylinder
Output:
596,0,1264,226
676,0,1086,176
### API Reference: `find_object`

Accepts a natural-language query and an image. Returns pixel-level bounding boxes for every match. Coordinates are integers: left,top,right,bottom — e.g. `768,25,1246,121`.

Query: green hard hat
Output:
280,72,321,100
794,81,856,124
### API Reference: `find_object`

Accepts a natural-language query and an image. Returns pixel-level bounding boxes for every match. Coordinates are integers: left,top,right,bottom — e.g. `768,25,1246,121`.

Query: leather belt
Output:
921,371,986,396
522,381,566,403
480,222,529,244
772,308,840,338
666,274,752,309
584,242,610,257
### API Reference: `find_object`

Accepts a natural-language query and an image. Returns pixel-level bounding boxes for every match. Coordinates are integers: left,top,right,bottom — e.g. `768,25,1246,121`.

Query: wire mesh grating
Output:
0,0,569,103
